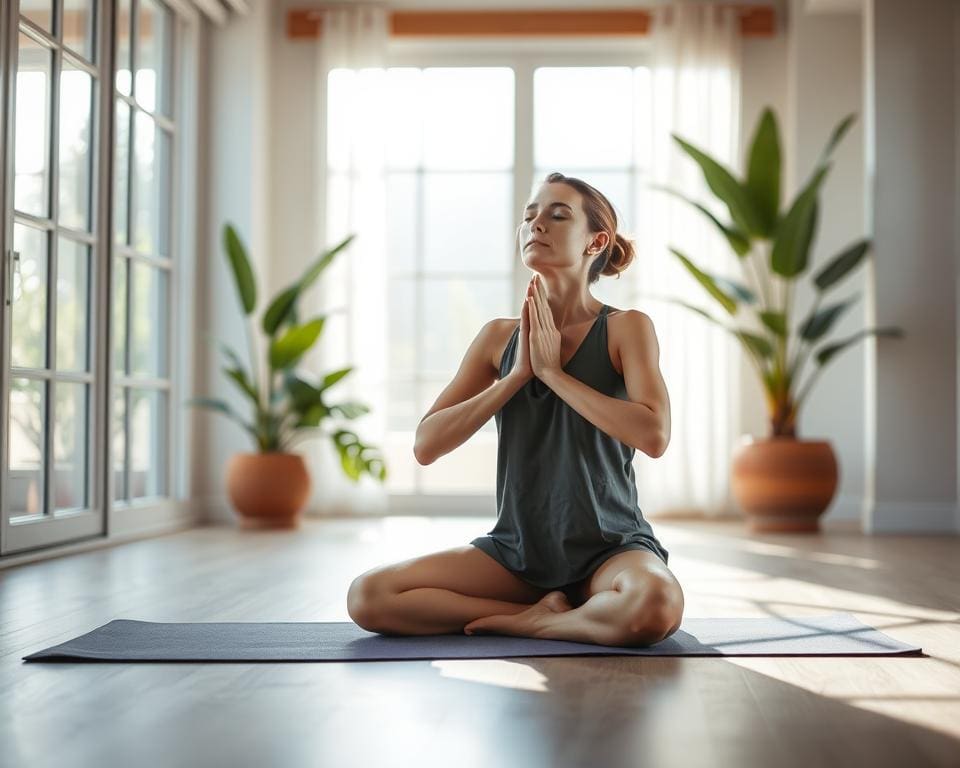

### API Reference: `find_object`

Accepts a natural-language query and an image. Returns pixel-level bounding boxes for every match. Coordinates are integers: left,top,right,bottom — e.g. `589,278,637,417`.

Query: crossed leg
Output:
463,549,685,647
346,545,552,636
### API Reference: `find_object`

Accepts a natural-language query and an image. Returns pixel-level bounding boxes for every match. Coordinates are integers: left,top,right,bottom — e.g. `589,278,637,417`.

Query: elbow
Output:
413,441,433,466
649,431,668,459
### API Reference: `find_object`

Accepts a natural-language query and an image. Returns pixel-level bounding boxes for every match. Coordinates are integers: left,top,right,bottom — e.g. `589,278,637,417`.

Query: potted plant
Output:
650,107,903,532
186,224,388,528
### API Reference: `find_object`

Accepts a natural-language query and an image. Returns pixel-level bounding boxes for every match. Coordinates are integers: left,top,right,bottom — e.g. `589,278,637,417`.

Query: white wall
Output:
862,0,958,533
782,0,867,523
194,0,273,524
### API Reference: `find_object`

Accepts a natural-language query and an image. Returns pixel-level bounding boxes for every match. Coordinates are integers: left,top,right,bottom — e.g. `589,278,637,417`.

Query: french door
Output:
2,0,182,557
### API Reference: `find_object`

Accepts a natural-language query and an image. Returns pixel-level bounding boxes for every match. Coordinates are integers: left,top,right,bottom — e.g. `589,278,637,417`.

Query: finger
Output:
532,283,548,334
535,277,553,329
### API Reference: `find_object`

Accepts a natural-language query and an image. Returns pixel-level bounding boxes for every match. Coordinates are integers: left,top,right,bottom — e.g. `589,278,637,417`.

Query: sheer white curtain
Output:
306,4,391,516
631,1,744,518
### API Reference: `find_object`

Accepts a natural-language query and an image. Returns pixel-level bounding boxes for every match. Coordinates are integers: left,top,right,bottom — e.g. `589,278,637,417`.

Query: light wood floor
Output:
2,516,959,768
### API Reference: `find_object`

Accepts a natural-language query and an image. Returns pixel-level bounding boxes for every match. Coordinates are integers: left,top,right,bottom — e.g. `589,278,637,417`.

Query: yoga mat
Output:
23,612,921,662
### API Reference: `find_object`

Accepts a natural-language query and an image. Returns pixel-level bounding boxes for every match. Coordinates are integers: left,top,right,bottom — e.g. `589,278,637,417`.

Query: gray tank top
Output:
471,303,669,590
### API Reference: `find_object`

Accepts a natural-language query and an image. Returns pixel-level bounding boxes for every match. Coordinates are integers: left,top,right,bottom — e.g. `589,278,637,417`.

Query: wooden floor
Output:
2,516,959,768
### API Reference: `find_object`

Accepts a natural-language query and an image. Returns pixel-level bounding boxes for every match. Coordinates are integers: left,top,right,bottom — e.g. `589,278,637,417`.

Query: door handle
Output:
5,250,20,306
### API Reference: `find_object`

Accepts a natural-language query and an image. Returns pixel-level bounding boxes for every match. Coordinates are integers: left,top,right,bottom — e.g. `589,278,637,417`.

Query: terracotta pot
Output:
225,452,311,529
731,436,839,533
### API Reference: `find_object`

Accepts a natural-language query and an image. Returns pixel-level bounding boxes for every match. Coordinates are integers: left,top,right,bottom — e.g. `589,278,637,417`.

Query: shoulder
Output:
607,309,659,369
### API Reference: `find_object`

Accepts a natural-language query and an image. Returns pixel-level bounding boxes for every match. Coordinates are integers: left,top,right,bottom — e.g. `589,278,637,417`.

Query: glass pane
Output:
114,100,131,243
8,378,46,517
385,68,423,170
14,33,52,217
386,172,417,275
534,67,634,169
387,278,416,375
113,388,127,500
325,68,387,174
63,0,95,61
422,173,513,274
421,277,512,377
116,0,132,94
136,0,173,115
113,257,127,373
11,224,48,370
130,261,168,377
130,389,166,498
634,67,652,169
53,382,88,510
59,59,94,231
20,1,53,33
423,68,513,170
133,113,171,255
55,237,90,372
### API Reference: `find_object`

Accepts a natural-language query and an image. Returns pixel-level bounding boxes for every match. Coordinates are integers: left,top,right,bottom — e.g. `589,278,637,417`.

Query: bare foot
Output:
463,590,574,639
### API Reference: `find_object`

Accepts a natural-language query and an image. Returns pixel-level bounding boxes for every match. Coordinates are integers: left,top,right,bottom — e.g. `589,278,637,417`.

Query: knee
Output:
615,580,684,647
346,570,392,632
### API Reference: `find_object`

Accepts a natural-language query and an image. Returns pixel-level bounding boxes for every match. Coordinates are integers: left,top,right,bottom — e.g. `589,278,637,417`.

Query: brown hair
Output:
541,172,636,285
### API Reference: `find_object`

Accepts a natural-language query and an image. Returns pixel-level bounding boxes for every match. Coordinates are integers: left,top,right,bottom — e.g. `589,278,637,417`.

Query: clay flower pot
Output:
731,436,839,532
225,452,311,529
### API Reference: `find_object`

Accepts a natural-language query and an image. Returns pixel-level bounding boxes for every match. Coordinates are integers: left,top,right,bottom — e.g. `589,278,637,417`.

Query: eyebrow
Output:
524,201,573,212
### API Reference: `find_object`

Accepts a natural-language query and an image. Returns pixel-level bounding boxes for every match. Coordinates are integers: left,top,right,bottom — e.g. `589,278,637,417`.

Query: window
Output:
2,0,195,555
330,49,651,503
111,0,175,503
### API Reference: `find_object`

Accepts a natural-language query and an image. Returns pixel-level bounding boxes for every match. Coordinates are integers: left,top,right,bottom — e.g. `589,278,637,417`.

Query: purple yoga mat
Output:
22,612,922,662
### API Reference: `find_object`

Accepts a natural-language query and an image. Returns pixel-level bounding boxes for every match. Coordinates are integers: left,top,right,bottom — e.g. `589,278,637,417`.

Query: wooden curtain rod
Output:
287,7,776,40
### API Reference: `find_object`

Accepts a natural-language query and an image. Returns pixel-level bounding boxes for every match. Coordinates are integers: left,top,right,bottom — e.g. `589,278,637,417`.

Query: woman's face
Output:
518,182,607,272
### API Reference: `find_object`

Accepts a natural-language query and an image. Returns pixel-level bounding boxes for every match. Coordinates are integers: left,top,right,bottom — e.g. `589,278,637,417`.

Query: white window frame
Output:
381,38,653,515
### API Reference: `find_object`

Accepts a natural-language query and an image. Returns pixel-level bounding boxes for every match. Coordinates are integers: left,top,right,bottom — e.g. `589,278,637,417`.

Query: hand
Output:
527,273,563,380
510,277,536,383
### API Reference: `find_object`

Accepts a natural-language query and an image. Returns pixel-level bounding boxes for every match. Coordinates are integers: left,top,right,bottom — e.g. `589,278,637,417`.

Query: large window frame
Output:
381,40,653,514
0,0,200,558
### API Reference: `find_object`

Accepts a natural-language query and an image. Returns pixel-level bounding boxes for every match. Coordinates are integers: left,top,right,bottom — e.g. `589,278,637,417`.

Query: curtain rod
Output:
287,6,777,40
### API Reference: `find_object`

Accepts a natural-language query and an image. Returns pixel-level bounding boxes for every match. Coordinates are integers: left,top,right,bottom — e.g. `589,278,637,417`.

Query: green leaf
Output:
223,224,256,315
262,285,300,337
328,401,370,419
744,107,781,237
322,366,354,390
656,297,773,359
672,134,765,237
798,295,860,342
223,367,259,405
759,311,788,338
813,239,870,291
814,326,903,366
770,163,830,278
668,248,738,316
711,275,757,305
269,318,325,369
284,373,323,411
261,234,356,336
815,113,857,172
647,183,752,257
296,404,328,428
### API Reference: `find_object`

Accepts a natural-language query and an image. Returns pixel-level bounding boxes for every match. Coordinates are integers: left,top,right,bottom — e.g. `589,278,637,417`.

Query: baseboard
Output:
866,499,959,533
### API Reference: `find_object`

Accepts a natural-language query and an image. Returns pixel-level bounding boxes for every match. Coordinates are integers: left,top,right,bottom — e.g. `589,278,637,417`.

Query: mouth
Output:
525,240,549,249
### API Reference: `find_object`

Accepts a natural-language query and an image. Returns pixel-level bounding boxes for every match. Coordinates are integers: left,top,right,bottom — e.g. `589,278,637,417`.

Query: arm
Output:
414,319,530,465
541,310,671,458
414,372,528,465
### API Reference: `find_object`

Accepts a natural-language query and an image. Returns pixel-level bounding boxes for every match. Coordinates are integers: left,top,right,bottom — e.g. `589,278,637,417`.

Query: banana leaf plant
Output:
649,107,903,438
185,224,387,483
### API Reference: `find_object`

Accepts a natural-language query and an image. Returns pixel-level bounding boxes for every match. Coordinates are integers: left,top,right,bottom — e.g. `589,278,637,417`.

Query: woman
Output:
347,172,684,648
